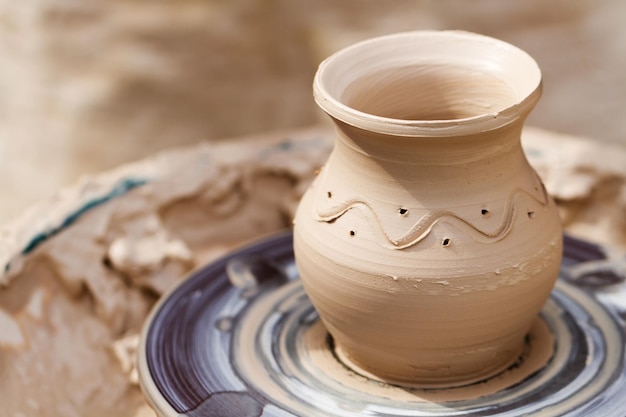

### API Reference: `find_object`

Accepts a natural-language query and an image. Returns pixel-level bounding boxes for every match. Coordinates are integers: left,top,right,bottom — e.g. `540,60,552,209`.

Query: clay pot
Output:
293,31,563,387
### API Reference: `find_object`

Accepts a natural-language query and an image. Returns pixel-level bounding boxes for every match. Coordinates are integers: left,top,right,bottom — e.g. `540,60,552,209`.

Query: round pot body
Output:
293,31,563,387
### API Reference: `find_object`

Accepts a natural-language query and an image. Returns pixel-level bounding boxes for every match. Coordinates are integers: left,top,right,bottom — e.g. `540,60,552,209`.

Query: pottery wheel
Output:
138,232,626,417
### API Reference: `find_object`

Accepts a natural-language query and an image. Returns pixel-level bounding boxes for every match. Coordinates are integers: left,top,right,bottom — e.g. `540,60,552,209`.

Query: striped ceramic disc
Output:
138,232,626,417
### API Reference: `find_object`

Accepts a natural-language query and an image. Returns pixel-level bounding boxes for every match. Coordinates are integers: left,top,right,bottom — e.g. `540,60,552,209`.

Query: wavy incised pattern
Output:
315,182,549,249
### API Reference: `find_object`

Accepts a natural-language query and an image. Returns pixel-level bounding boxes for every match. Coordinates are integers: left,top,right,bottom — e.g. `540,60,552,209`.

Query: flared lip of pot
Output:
313,30,543,137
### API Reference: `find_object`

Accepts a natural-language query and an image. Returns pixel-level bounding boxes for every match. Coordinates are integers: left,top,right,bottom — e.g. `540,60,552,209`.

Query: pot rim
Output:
313,30,542,137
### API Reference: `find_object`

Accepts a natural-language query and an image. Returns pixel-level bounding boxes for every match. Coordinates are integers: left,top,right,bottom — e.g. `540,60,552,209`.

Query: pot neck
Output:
332,118,526,171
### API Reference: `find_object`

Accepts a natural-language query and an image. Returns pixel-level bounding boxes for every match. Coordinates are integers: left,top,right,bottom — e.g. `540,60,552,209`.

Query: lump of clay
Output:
106,214,194,295
0,130,329,417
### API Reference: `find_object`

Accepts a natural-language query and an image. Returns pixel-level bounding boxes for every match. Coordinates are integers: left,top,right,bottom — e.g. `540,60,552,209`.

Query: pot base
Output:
330,317,552,391
138,232,626,416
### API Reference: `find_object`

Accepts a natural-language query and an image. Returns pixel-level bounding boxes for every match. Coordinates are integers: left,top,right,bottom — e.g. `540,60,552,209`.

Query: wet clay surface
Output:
1,126,625,416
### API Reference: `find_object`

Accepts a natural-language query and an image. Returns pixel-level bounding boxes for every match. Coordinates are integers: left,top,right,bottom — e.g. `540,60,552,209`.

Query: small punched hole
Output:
442,238,451,247
349,230,356,236
527,211,535,219
481,209,490,216
398,207,408,216
102,256,113,270
327,191,332,198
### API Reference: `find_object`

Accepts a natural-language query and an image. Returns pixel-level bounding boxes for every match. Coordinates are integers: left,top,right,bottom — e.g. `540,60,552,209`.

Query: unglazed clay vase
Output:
293,31,563,387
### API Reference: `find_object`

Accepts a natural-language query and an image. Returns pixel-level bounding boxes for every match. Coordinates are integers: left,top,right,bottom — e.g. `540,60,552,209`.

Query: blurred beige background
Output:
1,0,625,223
